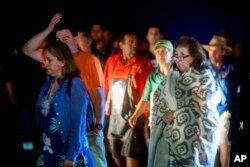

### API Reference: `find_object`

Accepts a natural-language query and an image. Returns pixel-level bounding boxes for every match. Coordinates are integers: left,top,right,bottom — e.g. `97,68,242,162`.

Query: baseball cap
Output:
153,39,173,52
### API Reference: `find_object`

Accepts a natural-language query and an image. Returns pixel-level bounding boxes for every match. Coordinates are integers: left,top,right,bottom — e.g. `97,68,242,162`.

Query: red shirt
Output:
104,53,154,104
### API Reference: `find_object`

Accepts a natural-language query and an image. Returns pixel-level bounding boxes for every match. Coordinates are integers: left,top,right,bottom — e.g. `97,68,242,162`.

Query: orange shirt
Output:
74,51,104,110
104,53,153,104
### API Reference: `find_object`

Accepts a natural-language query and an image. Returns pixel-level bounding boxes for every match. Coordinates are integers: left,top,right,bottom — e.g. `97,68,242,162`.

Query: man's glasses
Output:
172,54,191,61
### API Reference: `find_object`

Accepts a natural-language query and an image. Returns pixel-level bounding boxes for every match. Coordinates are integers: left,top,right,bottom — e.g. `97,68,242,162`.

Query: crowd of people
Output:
5,12,249,166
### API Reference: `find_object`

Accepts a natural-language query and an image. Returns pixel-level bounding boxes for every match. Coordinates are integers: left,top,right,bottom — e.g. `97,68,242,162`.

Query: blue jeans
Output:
87,131,108,167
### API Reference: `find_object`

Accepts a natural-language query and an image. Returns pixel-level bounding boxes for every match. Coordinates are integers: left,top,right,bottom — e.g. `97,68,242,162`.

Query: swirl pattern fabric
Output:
148,68,220,167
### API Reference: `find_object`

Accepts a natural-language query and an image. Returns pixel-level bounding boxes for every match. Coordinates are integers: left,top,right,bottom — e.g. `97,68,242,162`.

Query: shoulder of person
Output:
139,55,154,70
70,77,83,84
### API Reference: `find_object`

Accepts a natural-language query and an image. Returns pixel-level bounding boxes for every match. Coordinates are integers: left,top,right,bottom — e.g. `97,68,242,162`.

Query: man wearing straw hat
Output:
203,35,240,167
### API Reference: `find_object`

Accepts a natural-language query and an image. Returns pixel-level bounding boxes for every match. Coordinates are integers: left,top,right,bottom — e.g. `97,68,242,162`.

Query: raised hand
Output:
47,13,62,32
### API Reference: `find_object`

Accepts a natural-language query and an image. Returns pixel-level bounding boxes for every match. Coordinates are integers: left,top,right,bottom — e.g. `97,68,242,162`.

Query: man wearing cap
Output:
128,39,173,145
203,35,240,167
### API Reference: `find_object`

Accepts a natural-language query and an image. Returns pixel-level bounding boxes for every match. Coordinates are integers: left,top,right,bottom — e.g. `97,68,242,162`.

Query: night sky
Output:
5,0,250,59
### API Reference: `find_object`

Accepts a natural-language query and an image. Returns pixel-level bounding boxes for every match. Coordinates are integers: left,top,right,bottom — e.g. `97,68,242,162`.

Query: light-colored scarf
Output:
164,65,179,111
148,65,179,167
148,66,219,167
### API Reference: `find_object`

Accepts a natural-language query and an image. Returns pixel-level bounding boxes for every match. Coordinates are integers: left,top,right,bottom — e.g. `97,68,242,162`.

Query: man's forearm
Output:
94,87,105,125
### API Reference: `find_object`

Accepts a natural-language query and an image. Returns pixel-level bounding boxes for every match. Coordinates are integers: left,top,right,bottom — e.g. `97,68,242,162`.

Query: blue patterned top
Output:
36,76,94,166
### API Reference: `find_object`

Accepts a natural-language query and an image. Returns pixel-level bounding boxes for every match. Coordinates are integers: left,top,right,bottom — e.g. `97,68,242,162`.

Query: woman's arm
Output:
65,78,86,161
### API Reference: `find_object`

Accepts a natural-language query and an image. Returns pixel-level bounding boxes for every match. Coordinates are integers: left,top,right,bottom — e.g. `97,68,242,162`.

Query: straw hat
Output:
202,35,232,55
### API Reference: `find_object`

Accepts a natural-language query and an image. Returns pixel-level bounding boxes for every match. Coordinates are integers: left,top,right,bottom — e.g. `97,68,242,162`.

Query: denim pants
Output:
87,131,108,167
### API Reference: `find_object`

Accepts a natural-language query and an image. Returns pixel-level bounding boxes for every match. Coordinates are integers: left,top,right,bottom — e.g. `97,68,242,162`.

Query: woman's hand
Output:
162,111,175,124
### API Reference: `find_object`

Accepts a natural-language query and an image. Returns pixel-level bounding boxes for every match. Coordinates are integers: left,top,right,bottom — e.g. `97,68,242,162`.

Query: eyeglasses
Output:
172,54,191,61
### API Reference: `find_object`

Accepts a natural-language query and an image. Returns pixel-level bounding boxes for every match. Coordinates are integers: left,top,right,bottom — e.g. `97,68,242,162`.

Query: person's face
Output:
90,24,103,41
233,43,241,57
120,34,138,59
146,27,162,45
56,29,77,52
44,50,64,78
173,46,194,73
154,46,171,65
103,30,113,44
77,32,91,52
208,46,225,62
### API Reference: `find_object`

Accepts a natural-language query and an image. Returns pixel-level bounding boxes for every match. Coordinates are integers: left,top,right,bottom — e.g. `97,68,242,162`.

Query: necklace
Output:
41,79,60,117
47,79,60,98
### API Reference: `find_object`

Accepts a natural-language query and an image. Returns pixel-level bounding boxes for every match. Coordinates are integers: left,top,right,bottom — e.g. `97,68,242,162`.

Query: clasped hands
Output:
162,111,175,124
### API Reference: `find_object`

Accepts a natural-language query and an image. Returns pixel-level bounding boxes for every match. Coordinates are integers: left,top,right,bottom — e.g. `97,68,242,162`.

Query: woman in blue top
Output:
35,40,94,167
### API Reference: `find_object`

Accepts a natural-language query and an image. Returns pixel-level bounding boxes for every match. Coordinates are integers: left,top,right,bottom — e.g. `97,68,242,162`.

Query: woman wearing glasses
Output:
148,36,221,167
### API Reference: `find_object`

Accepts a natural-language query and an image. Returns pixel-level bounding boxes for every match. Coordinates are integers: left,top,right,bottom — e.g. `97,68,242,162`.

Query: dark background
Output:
6,0,250,52
2,0,250,166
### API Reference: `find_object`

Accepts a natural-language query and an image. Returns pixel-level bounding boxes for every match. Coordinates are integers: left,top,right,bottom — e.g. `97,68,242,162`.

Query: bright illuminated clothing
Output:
104,53,154,103
104,52,153,159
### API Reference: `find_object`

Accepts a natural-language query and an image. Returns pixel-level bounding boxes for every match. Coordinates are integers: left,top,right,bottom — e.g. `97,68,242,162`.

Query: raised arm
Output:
22,13,62,62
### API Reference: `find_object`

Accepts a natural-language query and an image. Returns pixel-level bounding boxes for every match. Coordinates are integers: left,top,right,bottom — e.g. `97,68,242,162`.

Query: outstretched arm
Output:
22,13,62,62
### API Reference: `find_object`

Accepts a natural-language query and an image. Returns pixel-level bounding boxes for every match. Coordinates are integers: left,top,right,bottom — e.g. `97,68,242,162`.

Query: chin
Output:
46,71,53,77
178,67,186,73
